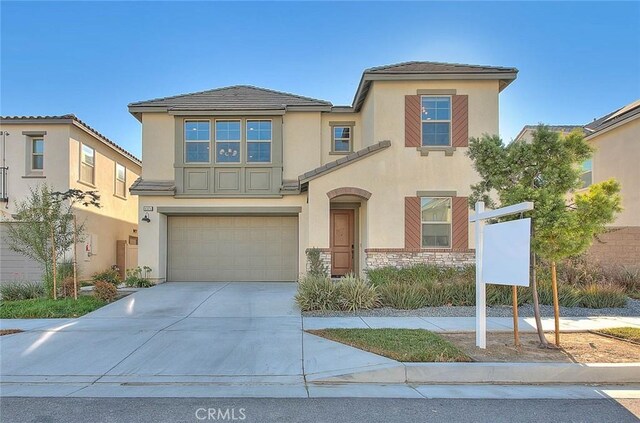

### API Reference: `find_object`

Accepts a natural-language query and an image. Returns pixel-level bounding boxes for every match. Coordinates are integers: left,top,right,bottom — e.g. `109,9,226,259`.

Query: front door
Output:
330,209,354,277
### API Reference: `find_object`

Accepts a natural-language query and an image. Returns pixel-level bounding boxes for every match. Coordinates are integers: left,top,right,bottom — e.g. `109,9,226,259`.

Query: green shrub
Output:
0,296,106,319
366,267,404,286
93,280,117,302
58,277,78,299
305,248,328,278
579,284,627,308
379,282,430,309
295,275,341,311
0,281,45,301
337,275,380,312
535,279,581,307
93,267,121,286
42,260,76,298
124,266,153,288
445,278,477,306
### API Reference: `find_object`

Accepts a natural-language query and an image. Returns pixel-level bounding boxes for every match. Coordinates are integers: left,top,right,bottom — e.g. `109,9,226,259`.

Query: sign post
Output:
470,201,534,349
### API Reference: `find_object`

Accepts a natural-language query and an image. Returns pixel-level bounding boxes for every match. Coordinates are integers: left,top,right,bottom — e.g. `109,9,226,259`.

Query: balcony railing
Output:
0,166,7,202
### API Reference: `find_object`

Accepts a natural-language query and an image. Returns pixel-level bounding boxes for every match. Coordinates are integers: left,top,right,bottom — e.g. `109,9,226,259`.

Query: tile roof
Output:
129,178,175,195
0,114,141,165
584,99,640,136
129,85,332,111
364,61,518,74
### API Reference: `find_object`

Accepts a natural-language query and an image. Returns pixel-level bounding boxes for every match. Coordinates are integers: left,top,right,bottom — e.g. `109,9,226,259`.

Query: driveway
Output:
0,282,394,396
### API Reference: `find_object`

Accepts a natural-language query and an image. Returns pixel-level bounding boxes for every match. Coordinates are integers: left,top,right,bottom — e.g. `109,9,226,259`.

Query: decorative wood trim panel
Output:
405,95,421,147
452,196,469,249
404,196,421,249
452,95,469,147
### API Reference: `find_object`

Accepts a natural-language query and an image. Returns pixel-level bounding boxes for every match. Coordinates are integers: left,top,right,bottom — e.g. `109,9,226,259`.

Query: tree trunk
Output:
73,215,78,300
51,224,57,300
551,260,560,346
530,225,548,347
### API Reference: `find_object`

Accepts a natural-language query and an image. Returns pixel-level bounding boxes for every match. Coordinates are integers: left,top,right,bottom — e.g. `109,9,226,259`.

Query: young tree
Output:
4,185,100,298
467,125,621,347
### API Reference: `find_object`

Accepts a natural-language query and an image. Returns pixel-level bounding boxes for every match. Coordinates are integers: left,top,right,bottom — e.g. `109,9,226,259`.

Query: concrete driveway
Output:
0,282,394,396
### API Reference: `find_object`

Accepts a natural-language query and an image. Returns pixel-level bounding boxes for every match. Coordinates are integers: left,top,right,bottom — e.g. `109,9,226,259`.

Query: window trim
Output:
331,125,354,154
79,143,96,186
31,138,44,172
246,119,272,164
184,119,211,164
214,119,242,164
114,162,127,199
420,95,452,147
420,196,452,249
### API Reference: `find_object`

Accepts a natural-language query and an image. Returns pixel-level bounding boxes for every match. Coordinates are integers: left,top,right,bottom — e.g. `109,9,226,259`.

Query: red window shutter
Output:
451,196,469,249
452,95,469,147
405,95,421,147
405,197,421,249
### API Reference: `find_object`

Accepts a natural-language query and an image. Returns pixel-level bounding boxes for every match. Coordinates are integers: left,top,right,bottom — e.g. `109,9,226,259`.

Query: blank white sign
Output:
481,218,531,287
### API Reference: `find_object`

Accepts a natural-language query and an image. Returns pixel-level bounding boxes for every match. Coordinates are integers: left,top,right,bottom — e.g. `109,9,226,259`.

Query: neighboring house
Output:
128,61,518,282
515,99,640,266
0,115,142,282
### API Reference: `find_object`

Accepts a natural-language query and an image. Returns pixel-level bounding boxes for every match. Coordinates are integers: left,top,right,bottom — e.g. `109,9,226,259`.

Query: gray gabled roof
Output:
584,99,640,137
129,85,332,117
353,61,518,111
0,114,141,165
129,178,175,196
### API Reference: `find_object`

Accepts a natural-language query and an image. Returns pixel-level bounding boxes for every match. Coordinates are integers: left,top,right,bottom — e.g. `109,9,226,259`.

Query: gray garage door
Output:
167,216,298,282
1,223,44,284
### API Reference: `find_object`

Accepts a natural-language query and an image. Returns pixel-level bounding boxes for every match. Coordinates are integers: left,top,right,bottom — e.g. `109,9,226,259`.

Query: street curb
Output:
312,362,640,384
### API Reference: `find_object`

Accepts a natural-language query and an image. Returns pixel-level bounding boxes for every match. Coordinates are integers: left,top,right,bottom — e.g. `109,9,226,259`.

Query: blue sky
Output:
2,1,639,158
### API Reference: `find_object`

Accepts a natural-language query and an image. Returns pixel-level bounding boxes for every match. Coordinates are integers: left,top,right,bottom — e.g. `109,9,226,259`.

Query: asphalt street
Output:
1,397,638,423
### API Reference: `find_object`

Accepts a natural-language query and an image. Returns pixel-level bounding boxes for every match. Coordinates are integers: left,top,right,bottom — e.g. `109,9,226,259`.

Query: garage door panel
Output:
168,216,298,282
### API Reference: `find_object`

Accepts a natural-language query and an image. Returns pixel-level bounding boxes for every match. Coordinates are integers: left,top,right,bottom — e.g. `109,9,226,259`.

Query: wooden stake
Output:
512,285,520,347
51,224,57,300
73,214,78,300
551,260,560,346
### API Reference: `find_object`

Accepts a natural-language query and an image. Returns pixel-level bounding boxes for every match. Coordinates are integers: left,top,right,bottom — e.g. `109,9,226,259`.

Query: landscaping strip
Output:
0,329,24,336
307,328,471,362
593,327,640,344
0,297,106,319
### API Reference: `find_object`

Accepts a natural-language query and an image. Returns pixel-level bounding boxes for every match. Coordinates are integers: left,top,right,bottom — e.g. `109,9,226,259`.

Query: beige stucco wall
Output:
320,112,362,164
0,123,71,218
0,121,141,280
137,195,309,282
587,116,640,227
141,113,175,180
282,112,322,180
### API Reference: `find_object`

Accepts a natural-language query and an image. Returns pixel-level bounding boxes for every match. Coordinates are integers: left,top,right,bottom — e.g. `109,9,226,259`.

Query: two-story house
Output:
128,61,518,283
0,115,142,282
516,99,640,266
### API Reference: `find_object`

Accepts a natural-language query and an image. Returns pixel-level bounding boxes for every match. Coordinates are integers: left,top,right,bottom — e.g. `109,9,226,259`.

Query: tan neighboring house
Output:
128,61,518,282
0,115,142,282
515,99,640,266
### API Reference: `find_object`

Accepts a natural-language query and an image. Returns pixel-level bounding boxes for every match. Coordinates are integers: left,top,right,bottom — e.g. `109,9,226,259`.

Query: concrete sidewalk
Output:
303,315,640,331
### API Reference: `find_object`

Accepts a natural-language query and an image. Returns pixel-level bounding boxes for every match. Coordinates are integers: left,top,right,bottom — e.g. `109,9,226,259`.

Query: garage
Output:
0,223,44,284
167,215,298,282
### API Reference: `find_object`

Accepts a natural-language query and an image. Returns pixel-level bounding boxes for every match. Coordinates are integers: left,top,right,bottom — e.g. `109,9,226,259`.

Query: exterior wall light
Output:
142,213,151,223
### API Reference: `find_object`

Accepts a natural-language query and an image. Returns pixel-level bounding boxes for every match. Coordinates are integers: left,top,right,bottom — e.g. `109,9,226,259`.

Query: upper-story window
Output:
580,159,592,188
421,197,452,248
215,120,241,163
115,163,126,198
80,144,95,185
31,138,44,170
332,126,352,153
247,120,271,163
185,120,210,163
421,96,451,146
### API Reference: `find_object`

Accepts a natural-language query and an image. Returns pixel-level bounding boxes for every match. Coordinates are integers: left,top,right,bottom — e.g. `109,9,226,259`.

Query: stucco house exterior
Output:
515,99,640,266
0,115,142,282
129,61,518,283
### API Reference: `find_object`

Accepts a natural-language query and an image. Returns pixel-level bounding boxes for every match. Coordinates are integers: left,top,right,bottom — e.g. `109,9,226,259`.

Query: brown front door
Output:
330,209,354,276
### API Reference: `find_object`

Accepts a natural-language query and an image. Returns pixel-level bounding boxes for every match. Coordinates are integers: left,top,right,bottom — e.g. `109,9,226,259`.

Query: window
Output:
185,120,210,163
247,120,271,162
421,96,451,146
421,197,452,248
31,139,44,170
580,159,592,188
80,144,95,185
215,120,241,163
332,126,352,153
115,163,126,198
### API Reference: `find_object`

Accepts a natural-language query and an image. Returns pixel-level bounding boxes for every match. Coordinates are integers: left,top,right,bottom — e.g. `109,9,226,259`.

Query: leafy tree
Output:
4,185,100,298
468,125,621,346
